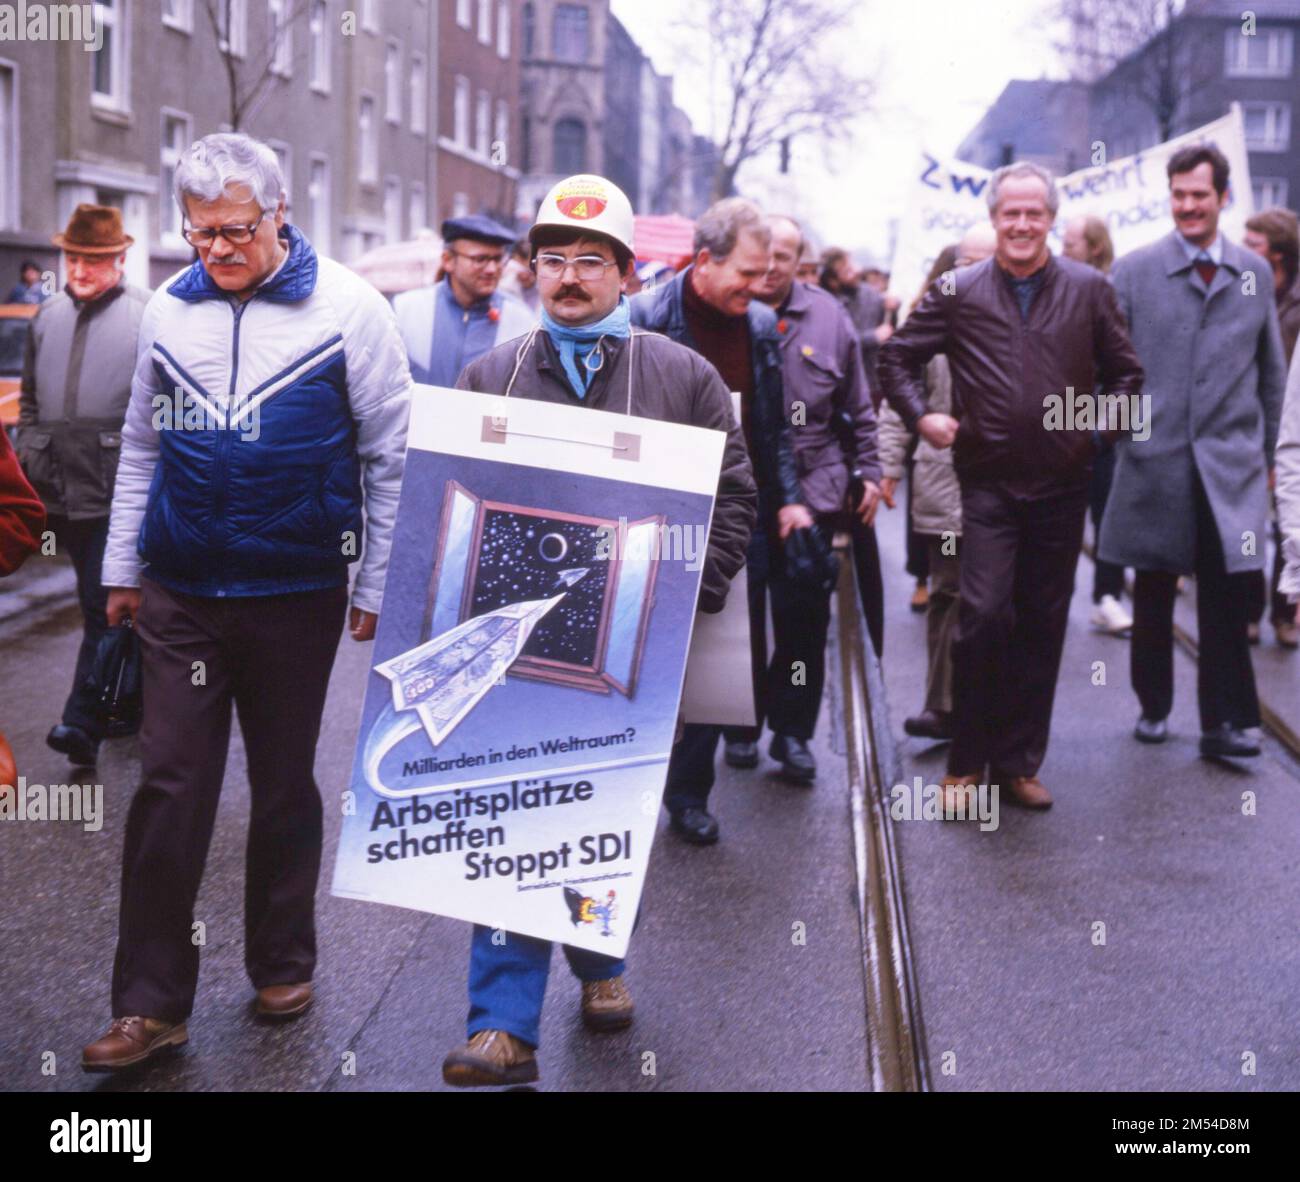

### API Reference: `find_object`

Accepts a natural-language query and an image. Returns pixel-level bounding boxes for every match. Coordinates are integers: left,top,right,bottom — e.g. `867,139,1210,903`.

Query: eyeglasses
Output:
535,254,619,281
449,249,506,268
182,211,270,247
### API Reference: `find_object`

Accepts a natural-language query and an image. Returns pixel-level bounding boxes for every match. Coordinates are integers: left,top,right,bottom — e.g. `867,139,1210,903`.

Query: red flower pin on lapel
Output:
488,306,500,323
777,319,789,334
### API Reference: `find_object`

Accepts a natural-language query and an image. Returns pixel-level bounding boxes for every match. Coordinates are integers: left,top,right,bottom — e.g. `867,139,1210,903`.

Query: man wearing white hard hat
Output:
440,174,757,1088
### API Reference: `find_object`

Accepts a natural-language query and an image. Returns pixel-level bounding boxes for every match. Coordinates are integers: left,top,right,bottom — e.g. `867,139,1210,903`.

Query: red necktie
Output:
1195,257,1217,287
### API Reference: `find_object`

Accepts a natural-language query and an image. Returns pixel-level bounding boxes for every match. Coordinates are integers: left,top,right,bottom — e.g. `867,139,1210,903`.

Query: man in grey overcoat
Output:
1099,144,1288,758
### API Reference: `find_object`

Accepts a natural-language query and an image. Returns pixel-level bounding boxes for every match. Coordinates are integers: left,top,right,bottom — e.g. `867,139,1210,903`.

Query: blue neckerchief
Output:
540,297,631,399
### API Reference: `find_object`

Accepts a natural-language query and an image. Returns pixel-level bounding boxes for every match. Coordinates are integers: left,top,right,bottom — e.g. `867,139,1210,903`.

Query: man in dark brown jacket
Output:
442,174,756,1090
880,162,1143,811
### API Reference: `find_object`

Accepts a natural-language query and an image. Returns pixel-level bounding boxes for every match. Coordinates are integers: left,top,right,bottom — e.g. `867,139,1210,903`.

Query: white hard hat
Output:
530,174,635,255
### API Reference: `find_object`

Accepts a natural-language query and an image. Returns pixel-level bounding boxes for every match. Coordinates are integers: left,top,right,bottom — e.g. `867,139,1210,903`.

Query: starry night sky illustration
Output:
468,509,610,666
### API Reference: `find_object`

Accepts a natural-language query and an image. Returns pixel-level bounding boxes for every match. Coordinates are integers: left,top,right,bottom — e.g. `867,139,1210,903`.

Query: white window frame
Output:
268,0,292,77
408,181,427,236
359,92,378,184
1253,177,1290,209
384,175,402,242
361,0,378,33
454,75,471,146
497,0,510,59
385,39,401,125
91,0,132,114
159,108,192,245
410,53,427,135
477,0,492,46
0,60,18,231
494,98,509,165
452,191,470,218
162,0,193,33
215,0,248,59
1243,101,1291,152
308,0,330,93
1224,26,1294,78
308,152,331,253
268,139,292,214
456,0,472,30
475,90,491,157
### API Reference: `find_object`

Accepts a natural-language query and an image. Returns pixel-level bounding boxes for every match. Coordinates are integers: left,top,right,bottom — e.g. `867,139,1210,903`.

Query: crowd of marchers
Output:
2,128,1300,1090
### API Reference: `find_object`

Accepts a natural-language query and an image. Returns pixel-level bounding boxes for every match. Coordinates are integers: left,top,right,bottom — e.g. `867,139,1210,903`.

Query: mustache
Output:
554,285,590,301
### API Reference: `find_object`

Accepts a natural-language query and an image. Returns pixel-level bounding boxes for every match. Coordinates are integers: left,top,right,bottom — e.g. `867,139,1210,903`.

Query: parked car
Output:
0,303,38,441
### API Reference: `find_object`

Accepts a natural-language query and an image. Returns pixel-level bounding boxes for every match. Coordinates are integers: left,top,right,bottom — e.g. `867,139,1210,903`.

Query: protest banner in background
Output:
889,106,1254,314
332,387,723,958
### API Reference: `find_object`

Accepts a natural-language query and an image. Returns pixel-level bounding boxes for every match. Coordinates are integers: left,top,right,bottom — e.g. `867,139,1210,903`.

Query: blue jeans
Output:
466,923,625,1048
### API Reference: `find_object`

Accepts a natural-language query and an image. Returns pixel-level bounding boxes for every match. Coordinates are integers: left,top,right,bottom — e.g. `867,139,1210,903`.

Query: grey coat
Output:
17,282,150,519
876,355,961,536
1098,232,1288,575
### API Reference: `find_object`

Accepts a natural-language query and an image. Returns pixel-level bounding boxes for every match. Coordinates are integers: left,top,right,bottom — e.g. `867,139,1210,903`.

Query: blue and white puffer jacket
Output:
102,225,411,613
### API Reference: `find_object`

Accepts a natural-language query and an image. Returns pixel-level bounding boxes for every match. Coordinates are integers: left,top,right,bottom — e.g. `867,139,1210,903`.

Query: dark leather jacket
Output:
631,268,802,520
456,326,757,614
879,253,1144,496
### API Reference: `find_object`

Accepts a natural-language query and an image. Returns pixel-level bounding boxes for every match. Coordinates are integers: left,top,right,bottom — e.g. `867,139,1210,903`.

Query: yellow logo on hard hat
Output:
555,178,608,220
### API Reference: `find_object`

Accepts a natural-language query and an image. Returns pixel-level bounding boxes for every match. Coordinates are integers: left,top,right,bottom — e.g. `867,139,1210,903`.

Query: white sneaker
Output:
1091,594,1132,635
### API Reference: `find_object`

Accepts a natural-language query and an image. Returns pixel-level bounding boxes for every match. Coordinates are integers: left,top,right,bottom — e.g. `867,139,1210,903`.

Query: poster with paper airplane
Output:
332,386,724,956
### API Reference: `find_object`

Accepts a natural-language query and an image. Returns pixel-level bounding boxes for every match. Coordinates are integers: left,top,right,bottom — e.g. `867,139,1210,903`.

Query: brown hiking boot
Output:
442,1029,538,1087
1003,775,1053,810
580,976,635,1032
81,1017,188,1073
940,774,981,820
255,982,313,1020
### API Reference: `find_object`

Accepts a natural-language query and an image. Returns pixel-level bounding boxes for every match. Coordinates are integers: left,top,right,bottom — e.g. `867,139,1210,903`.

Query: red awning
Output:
634,215,696,270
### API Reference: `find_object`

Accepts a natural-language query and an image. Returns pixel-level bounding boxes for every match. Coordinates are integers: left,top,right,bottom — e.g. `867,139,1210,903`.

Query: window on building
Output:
359,94,377,182
494,99,509,165
309,0,329,90
1243,101,1291,151
497,0,510,58
159,111,191,242
553,4,589,62
0,64,17,230
476,90,491,157
92,0,131,111
521,113,532,172
268,0,291,76
385,40,401,124
454,75,471,145
410,53,426,135
1224,26,1294,77
269,140,292,213
453,191,470,218
162,0,192,32
384,177,402,242
308,154,330,252
1253,177,1290,209
456,0,471,29
215,0,247,57
361,0,378,32
522,2,535,56
409,182,427,235
478,0,492,45
553,117,587,173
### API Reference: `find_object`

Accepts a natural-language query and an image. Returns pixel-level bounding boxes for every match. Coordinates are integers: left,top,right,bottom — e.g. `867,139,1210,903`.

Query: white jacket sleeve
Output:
338,275,412,615
1276,349,1300,602
101,290,169,589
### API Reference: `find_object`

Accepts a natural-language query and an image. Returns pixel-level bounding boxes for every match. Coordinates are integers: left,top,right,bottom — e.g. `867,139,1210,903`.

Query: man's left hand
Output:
350,607,377,641
857,480,883,526
777,503,815,539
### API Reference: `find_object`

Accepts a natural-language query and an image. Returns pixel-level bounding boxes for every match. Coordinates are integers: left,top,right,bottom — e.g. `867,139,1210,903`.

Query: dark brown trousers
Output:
111,577,347,1020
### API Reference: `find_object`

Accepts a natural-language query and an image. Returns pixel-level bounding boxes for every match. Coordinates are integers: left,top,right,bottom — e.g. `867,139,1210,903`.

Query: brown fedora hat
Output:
52,204,134,254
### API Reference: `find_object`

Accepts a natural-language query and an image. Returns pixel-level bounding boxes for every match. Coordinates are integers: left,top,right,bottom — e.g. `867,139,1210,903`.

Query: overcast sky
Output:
611,0,1061,263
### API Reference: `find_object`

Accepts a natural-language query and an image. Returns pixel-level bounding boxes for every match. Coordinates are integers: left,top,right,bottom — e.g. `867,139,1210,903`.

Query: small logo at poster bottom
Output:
564,886,618,936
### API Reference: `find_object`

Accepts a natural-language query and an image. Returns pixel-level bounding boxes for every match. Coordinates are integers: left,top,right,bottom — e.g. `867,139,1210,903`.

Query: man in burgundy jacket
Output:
0,429,44,575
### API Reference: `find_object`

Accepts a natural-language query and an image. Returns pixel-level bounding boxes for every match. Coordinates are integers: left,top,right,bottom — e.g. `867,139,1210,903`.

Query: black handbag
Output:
781,526,840,594
84,620,143,738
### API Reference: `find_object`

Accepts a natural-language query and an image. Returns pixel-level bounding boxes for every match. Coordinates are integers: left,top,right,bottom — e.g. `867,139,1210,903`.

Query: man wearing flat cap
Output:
393,214,536,387
16,204,149,768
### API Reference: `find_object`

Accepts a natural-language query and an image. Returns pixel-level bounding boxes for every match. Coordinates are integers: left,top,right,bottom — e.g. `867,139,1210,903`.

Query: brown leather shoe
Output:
910,581,929,612
1002,775,1053,810
442,1029,539,1087
81,1017,188,1073
940,773,982,819
255,982,313,1019
580,976,635,1032
1275,619,1299,649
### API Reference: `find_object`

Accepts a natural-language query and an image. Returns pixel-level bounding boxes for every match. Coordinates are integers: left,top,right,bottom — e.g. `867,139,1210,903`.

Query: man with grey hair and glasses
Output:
880,162,1143,813
82,132,412,1071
